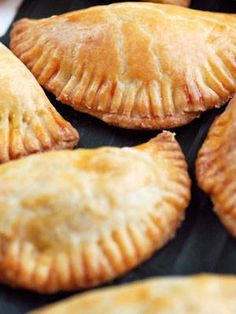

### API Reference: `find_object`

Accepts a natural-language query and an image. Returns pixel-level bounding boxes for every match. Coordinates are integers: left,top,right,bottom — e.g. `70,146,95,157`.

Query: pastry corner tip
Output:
150,130,176,143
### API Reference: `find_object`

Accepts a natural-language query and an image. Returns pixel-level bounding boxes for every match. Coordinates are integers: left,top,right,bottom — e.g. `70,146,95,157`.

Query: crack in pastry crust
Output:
0,43,79,163
10,3,236,129
29,274,236,314
0,132,190,293
196,96,236,237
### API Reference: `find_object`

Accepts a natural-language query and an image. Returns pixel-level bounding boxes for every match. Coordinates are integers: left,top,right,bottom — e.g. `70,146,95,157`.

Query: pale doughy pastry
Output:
10,3,236,129
196,96,236,237
0,132,190,293
144,0,190,7
29,274,236,314
0,42,79,163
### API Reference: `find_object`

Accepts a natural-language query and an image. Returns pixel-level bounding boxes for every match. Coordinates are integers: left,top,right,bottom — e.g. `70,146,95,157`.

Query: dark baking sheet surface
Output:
1,0,236,313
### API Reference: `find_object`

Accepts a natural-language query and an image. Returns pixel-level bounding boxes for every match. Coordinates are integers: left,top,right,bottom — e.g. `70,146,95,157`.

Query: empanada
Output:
10,3,236,130
144,0,190,7
29,275,236,314
0,42,79,163
196,96,236,237
0,132,190,293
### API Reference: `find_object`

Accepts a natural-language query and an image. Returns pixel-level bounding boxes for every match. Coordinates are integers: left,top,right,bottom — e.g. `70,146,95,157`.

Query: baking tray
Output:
1,0,236,313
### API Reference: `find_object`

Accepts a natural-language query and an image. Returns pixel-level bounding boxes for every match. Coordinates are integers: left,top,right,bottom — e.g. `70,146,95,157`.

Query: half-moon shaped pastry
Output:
10,3,236,130
196,96,236,237
0,132,190,293
144,0,190,7
29,275,236,314
0,42,79,163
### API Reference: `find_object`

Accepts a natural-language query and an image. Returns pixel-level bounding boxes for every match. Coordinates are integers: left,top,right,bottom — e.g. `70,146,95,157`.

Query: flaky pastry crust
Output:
10,3,236,129
144,0,190,7
30,274,236,314
0,43,79,163
0,132,190,293
196,96,236,237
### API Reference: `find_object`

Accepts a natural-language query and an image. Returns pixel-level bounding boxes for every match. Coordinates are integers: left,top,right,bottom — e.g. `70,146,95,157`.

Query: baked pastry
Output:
10,3,236,130
0,132,190,293
29,274,236,313
196,96,236,237
144,0,190,7
0,42,79,163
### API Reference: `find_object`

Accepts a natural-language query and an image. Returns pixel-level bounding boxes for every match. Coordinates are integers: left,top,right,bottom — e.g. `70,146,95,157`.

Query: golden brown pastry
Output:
196,96,236,237
0,132,190,293
10,3,236,130
29,275,236,314
144,0,190,7
0,42,79,163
